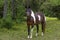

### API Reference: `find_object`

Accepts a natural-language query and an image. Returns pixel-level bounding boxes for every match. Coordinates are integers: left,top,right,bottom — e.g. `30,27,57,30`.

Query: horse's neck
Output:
31,10,36,23
31,10,35,17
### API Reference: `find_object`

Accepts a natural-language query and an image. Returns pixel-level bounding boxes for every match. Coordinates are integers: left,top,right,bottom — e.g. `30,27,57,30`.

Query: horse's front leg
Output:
30,25,34,38
27,25,30,38
36,24,39,36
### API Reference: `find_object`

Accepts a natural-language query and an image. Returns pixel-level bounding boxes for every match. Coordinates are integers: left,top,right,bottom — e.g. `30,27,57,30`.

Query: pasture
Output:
0,17,60,40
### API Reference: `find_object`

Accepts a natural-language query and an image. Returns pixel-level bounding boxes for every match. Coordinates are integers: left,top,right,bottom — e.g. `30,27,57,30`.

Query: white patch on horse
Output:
36,33,38,37
41,32,44,36
45,16,46,21
38,15,41,21
28,35,30,38
30,34,32,38
31,10,36,23
30,28,34,38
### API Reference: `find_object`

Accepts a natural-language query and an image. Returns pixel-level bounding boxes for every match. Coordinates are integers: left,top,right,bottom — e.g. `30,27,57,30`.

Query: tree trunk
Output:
11,0,17,20
3,0,8,19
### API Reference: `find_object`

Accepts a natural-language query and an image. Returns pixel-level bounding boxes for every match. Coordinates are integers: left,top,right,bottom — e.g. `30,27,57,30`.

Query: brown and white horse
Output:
26,7,46,38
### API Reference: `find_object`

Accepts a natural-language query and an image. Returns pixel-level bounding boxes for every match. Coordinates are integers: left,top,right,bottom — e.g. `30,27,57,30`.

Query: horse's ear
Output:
24,5,30,9
28,6,30,8
25,5,27,8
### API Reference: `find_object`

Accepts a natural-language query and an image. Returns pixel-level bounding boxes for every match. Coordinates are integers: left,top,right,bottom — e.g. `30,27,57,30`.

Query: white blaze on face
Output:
38,15,41,21
31,10,36,23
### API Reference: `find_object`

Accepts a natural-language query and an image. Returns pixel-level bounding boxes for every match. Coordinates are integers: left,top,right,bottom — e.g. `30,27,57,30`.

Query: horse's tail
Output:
41,14,46,26
41,14,46,22
43,14,46,22
41,14,46,33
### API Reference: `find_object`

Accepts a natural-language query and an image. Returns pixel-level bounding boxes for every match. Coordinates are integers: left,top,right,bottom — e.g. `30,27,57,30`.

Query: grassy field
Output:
0,17,60,40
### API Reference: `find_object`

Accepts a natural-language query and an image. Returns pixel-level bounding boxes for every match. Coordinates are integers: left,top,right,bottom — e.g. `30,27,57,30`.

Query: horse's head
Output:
26,8,31,17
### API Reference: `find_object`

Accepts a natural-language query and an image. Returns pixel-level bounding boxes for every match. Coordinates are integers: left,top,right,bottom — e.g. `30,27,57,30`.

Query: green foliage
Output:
40,0,60,19
0,0,60,29
0,19,13,29
3,17,13,29
0,0,4,18
51,5,60,19
30,0,39,11
16,0,26,23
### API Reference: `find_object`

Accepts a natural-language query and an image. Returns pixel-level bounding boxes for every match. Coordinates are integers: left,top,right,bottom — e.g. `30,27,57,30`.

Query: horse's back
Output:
35,12,45,23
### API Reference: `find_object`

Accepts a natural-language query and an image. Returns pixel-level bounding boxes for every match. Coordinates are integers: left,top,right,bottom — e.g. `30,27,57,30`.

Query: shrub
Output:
0,19,13,29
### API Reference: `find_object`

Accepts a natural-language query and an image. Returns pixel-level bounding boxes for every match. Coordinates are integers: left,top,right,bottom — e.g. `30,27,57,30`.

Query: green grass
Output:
0,17,60,40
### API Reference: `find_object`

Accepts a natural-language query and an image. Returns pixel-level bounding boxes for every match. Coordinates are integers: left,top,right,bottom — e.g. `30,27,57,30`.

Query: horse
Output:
26,7,46,38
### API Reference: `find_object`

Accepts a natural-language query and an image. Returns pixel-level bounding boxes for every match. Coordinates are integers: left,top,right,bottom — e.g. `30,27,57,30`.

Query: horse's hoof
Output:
27,36,30,39
41,32,44,36
30,36,32,38
36,33,38,37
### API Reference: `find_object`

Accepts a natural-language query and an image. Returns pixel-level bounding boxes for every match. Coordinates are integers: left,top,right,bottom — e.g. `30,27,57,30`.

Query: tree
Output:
24,0,46,12
11,0,17,20
0,5,3,18
51,5,60,19
3,0,8,19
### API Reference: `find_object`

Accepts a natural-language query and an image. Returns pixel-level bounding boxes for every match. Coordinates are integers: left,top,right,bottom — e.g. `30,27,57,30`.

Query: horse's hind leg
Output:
41,22,45,36
36,24,39,36
27,25,30,38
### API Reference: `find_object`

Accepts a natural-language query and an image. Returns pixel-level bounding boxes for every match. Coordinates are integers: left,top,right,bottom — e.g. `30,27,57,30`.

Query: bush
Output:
51,5,60,19
0,19,13,29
